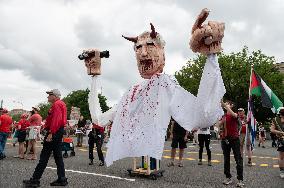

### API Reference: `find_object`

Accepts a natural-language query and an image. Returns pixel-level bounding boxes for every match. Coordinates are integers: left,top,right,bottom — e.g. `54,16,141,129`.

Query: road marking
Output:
186,158,196,161
211,160,220,163
259,164,269,167
273,165,279,168
46,167,136,182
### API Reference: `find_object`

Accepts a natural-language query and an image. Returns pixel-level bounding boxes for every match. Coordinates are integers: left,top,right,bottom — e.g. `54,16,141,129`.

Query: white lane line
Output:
46,167,136,182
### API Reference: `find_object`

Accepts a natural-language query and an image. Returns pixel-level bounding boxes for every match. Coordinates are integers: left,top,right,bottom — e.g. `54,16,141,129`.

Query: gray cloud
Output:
0,0,283,110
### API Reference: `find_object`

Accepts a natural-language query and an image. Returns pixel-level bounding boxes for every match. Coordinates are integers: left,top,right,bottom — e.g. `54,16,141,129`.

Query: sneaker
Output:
208,160,212,166
236,180,245,187
167,161,175,167
89,160,93,165
280,172,284,179
262,146,265,148
23,178,40,187
178,162,184,167
247,162,252,166
99,161,105,166
50,178,68,186
198,160,202,165
223,178,233,185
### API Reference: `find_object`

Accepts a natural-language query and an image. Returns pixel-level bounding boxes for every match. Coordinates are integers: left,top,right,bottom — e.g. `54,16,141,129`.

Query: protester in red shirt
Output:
0,108,13,159
26,107,42,160
23,89,68,187
16,113,30,159
219,100,244,187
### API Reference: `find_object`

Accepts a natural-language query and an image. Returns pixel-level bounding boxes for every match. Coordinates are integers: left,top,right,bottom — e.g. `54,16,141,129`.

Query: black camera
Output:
78,50,109,60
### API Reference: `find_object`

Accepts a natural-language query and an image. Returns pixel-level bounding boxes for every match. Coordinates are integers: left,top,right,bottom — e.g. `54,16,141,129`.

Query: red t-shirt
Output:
239,116,247,134
93,124,104,134
222,113,239,139
18,118,30,131
29,113,42,126
45,99,67,134
0,114,13,133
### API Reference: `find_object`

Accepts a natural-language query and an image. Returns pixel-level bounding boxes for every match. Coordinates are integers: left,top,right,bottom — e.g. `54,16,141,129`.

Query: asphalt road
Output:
0,139,283,188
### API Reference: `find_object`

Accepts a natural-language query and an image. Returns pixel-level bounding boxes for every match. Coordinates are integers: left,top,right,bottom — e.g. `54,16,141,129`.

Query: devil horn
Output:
122,35,138,43
150,23,157,39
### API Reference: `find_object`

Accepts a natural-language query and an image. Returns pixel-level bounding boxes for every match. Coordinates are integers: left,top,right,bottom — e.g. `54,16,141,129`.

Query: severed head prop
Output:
122,23,166,79
79,49,109,76
190,8,225,55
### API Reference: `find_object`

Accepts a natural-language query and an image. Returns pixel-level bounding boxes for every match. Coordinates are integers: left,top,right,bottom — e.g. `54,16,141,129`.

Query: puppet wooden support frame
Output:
127,156,165,180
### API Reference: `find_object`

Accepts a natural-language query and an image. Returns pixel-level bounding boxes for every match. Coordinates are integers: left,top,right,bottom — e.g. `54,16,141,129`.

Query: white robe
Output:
89,54,225,166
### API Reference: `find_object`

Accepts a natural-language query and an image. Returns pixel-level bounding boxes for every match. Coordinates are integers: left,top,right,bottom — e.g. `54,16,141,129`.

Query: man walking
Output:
0,108,13,160
23,89,68,187
219,100,244,187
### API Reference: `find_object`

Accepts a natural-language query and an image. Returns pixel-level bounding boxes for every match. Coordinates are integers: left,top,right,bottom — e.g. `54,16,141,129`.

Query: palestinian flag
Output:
250,70,283,113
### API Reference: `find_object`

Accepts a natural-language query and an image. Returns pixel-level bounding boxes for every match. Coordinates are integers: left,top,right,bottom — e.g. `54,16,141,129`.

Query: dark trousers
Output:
32,127,65,180
221,138,243,181
89,137,104,162
198,134,211,160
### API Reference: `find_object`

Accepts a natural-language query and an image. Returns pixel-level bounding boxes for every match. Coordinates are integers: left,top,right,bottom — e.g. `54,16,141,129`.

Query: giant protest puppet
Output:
81,8,226,167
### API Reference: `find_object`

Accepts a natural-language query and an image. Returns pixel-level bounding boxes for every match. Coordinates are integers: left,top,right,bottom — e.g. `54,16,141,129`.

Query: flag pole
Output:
245,64,254,165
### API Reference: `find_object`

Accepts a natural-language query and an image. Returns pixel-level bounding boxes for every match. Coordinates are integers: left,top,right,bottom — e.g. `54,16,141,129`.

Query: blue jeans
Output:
0,132,9,157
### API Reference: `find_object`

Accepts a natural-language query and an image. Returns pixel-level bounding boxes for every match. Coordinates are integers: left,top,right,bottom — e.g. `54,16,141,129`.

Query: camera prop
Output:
79,49,110,76
78,50,109,60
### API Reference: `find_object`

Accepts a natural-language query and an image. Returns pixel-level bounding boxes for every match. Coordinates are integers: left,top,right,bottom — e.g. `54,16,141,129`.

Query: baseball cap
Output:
238,108,244,111
46,89,61,97
32,107,39,111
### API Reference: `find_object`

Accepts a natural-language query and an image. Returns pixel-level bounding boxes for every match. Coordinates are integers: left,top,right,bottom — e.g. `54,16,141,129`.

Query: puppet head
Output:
123,23,166,79
190,8,225,55
82,49,102,75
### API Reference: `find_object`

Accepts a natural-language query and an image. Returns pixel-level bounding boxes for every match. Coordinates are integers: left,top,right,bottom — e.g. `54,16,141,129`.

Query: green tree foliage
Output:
63,89,91,120
38,102,51,119
98,93,110,113
175,47,284,123
11,114,21,122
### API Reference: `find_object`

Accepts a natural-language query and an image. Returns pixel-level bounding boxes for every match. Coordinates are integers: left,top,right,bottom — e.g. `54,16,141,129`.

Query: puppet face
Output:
135,33,165,79
190,8,225,55
83,49,101,75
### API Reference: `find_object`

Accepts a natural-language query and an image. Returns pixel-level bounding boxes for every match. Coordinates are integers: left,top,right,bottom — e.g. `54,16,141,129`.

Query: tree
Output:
98,93,110,113
38,102,51,119
11,114,21,122
175,47,284,123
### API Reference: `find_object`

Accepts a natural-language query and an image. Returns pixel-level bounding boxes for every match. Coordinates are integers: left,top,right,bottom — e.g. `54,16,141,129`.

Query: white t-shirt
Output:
197,127,210,135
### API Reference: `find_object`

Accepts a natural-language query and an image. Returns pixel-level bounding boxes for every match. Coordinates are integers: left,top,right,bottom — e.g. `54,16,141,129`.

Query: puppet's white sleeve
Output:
98,105,117,127
88,76,102,125
170,54,225,130
196,54,226,128
170,86,198,131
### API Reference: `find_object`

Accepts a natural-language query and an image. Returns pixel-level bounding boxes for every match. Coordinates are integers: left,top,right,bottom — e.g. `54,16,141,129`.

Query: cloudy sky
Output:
0,0,283,111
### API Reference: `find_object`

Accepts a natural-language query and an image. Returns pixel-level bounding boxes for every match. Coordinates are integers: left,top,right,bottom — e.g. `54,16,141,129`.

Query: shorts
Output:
17,130,27,143
171,135,187,149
